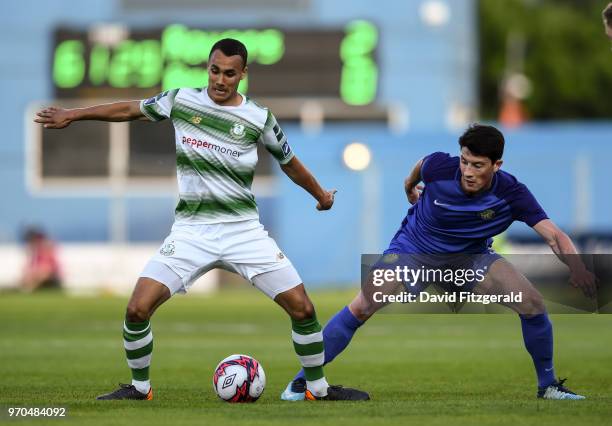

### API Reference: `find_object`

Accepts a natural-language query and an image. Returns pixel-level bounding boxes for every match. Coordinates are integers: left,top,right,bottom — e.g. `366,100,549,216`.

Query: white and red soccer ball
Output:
212,354,266,402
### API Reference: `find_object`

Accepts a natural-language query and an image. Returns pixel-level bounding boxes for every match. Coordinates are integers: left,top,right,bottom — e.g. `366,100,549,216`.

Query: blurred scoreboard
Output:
52,21,378,105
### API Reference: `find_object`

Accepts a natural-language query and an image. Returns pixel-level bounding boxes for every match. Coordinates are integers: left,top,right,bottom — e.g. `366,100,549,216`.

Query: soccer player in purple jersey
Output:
282,124,597,401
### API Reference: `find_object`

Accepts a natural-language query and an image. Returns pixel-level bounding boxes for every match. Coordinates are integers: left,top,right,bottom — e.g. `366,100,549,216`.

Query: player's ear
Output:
240,65,248,80
493,159,503,172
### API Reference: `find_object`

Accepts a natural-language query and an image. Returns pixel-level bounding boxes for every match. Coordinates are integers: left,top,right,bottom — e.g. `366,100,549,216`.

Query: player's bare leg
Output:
274,283,316,321
125,277,171,322
475,258,546,316
97,278,171,400
275,284,369,401
349,271,403,321
475,259,585,400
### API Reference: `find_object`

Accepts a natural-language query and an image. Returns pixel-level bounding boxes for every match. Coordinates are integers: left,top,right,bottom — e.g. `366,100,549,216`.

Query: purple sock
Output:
294,306,363,381
520,313,555,388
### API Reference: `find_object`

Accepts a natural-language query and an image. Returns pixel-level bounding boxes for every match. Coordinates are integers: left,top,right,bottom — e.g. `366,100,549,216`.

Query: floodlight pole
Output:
361,162,381,253
573,153,591,233
108,122,129,243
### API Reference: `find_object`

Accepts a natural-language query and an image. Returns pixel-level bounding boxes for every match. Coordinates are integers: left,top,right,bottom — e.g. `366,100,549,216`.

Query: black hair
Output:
22,226,45,243
458,124,505,162
209,38,248,68
604,3,612,26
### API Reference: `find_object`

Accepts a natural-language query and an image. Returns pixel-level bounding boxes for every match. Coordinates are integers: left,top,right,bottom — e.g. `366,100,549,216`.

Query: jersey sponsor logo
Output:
160,241,175,256
182,136,241,158
479,209,496,220
281,141,292,157
433,199,451,207
230,123,246,139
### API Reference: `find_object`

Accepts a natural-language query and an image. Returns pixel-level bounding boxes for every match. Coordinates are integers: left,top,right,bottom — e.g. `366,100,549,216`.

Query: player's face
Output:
207,50,247,106
607,24,612,39
459,147,502,195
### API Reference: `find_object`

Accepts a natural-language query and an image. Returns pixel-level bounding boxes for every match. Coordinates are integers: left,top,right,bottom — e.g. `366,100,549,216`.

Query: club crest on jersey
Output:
479,209,496,220
160,241,175,256
277,252,285,260
230,123,246,139
190,116,202,124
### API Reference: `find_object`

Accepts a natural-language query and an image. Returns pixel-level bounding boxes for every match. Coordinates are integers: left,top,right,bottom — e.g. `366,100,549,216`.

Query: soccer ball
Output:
212,354,266,402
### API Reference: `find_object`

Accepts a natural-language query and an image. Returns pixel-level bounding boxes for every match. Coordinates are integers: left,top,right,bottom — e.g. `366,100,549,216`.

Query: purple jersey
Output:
388,152,548,254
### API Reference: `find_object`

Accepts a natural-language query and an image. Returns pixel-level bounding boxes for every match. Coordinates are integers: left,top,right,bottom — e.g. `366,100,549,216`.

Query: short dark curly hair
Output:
458,124,505,163
209,38,248,68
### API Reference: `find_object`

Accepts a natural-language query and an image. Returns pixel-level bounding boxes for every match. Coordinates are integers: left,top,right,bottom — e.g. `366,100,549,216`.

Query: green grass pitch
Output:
1,289,611,425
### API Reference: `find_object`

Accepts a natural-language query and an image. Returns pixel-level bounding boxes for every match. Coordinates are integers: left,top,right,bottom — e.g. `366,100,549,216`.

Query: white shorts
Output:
140,219,302,299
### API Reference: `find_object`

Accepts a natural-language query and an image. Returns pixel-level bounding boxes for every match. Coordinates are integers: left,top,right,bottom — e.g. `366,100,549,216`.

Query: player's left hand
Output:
316,189,337,211
406,185,424,205
568,267,598,299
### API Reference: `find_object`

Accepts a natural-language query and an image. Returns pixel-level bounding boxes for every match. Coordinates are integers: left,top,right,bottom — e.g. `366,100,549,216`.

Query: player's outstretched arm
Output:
280,156,337,211
34,100,146,129
404,158,424,204
532,219,597,298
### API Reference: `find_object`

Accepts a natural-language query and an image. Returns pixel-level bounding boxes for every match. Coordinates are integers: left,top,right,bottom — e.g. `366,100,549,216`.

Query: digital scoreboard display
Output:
52,21,378,105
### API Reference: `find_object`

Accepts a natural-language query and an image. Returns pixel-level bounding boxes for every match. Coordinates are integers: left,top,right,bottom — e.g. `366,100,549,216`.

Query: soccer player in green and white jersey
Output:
35,38,369,402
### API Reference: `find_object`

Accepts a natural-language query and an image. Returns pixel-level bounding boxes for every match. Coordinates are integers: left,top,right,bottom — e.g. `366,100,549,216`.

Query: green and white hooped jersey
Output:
140,88,294,223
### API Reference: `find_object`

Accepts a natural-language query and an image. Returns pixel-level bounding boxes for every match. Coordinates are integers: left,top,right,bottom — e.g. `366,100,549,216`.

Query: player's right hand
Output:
406,185,423,205
34,107,73,129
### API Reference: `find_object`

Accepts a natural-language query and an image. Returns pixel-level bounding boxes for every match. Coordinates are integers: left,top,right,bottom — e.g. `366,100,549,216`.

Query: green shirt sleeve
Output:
259,110,295,165
139,89,179,122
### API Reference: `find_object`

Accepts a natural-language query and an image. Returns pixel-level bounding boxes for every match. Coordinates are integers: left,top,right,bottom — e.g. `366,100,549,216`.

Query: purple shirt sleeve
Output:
421,152,457,183
508,183,548,227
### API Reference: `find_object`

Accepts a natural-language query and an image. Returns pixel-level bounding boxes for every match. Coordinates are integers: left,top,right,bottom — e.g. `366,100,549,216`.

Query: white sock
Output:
132,379,151,394
306,377,329,397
